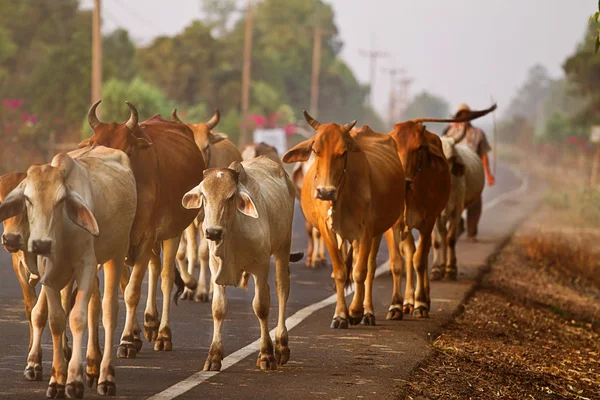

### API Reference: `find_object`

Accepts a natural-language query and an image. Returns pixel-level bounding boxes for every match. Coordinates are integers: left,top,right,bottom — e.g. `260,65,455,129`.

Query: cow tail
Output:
289,252,304,262
172,267,184,306
344,247,353,288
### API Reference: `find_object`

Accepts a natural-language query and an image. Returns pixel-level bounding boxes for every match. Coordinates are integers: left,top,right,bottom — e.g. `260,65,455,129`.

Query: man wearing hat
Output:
442,103,496,242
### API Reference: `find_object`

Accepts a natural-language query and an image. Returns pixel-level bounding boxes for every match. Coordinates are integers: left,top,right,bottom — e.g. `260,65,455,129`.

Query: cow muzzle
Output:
205,227,223,242
315,186,337,201
30,239,53,255
2,233,23,253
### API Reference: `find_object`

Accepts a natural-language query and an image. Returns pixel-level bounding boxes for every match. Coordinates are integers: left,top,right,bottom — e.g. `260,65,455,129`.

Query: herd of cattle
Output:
0,100,495,398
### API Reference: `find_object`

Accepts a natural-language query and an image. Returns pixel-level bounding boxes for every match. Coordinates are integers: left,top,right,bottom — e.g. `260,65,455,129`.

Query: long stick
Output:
238,0,254,148
491,96,497,175
91,0,102,117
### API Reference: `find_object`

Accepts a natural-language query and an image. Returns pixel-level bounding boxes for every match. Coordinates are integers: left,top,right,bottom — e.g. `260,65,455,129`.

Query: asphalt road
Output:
0,163,536,399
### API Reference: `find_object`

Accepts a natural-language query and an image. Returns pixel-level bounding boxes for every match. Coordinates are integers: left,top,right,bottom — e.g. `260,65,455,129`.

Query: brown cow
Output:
241,142,282,165
384,104,497,319
80,100,205,357
171,108,243,303
283,112,405,328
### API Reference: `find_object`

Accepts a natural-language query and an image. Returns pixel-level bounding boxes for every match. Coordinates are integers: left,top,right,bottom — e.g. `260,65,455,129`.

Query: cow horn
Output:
125,101,139,131
303,110,321,130
171,108,182,123
411,103,497,124
206,109,220,130
343,120,357,132
87,100,102,130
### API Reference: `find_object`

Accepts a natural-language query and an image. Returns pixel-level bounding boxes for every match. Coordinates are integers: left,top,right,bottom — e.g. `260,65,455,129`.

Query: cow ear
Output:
132,131,153,149
209,132,227,144
66,191,99,236
236,187,258,218
282,139,313,163
182,186,204,210
343,134,361,152
0,187,25,223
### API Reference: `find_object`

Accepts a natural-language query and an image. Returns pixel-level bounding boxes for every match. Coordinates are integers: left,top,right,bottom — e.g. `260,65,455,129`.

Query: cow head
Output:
0,172,28,253
282,111,357,202
391,121,448,181
441,125,468,177
171,108,227,167
291,154,315,197
241,142,282,165
181,161,257,287
0,155,99,257
79,100,153,156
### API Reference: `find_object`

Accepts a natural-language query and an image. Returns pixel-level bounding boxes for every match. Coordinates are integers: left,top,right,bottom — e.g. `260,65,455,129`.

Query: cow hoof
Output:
330,317,348,329
414,306,429,318
275,346,290,366
46,383,65,399
203,357,222,371
402,304,414,315
97,381,116,396
430,267,444,281
360,313,376,326
143,324,159,343
154,338,173,351
348,314,363,326
386,307,403,321
256,354,277,371
134,338,143,353
85,373,98,389
116,344,136,359
24,364,43,381
65,381,84,399
194,293,210,303
445,269,457,281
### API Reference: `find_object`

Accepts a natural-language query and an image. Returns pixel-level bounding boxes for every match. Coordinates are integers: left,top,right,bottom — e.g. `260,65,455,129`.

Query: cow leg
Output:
204,254,227,371
402,231,417,315
119,241,152,359
196,227,211,303
445,215,459,281
348,233,373,326
97,257,124,396
46,286,67,399
304,220,314,268
143,252,161,344
253,269,276,370
320,223,349,329
362,235,382,326
385,226,404,320
274,244,291,366
316,228,326,267
84,277,102,389
413,224,434,318
119,266,142,353
431,217,448,281
183,224,200,301
154,236,180,351
176,230,188,299
65,259,95,399
26,284,46,382
60,280,74,363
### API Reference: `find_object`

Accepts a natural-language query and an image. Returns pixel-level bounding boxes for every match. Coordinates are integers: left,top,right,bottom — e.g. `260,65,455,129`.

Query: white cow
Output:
182,157,302,371
432,133,485,280
0,146,136,397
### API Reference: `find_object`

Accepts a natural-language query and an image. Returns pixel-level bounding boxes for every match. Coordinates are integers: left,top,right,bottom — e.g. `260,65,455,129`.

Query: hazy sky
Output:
81,0,593,125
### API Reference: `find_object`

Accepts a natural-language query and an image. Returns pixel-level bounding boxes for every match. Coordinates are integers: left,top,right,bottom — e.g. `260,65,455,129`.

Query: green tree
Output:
503,64,552,124
201,0,238,37
103,28,136,82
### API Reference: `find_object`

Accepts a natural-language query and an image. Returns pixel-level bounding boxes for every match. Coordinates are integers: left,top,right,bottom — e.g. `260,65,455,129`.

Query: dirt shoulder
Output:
399,153,600,400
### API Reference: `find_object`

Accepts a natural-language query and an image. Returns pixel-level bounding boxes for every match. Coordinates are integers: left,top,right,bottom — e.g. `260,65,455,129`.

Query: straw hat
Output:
454,103,471,118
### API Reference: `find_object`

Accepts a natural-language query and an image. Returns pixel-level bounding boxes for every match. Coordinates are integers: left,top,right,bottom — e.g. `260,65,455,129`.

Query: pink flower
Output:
249,114,266,127
284,124,296,135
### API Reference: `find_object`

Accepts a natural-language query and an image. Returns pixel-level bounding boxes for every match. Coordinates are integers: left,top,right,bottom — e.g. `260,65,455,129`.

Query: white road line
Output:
148,167,529,400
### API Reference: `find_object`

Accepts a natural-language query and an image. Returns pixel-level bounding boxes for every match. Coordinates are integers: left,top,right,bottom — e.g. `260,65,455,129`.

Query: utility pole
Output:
310,27,333,118
381,67,405,125
397,71,414,121
238,0,254,147
91,0,102,118
359,48,388,107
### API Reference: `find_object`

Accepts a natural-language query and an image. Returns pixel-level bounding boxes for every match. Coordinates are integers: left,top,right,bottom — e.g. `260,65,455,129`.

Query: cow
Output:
171,108,243,303
182,157,302,371
241,142,282,165
81,100,205,358
283,112,405,328
0,146,137,397
291,155,326,268
432,128,485,280
383,104,496,319
0,172,76,382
